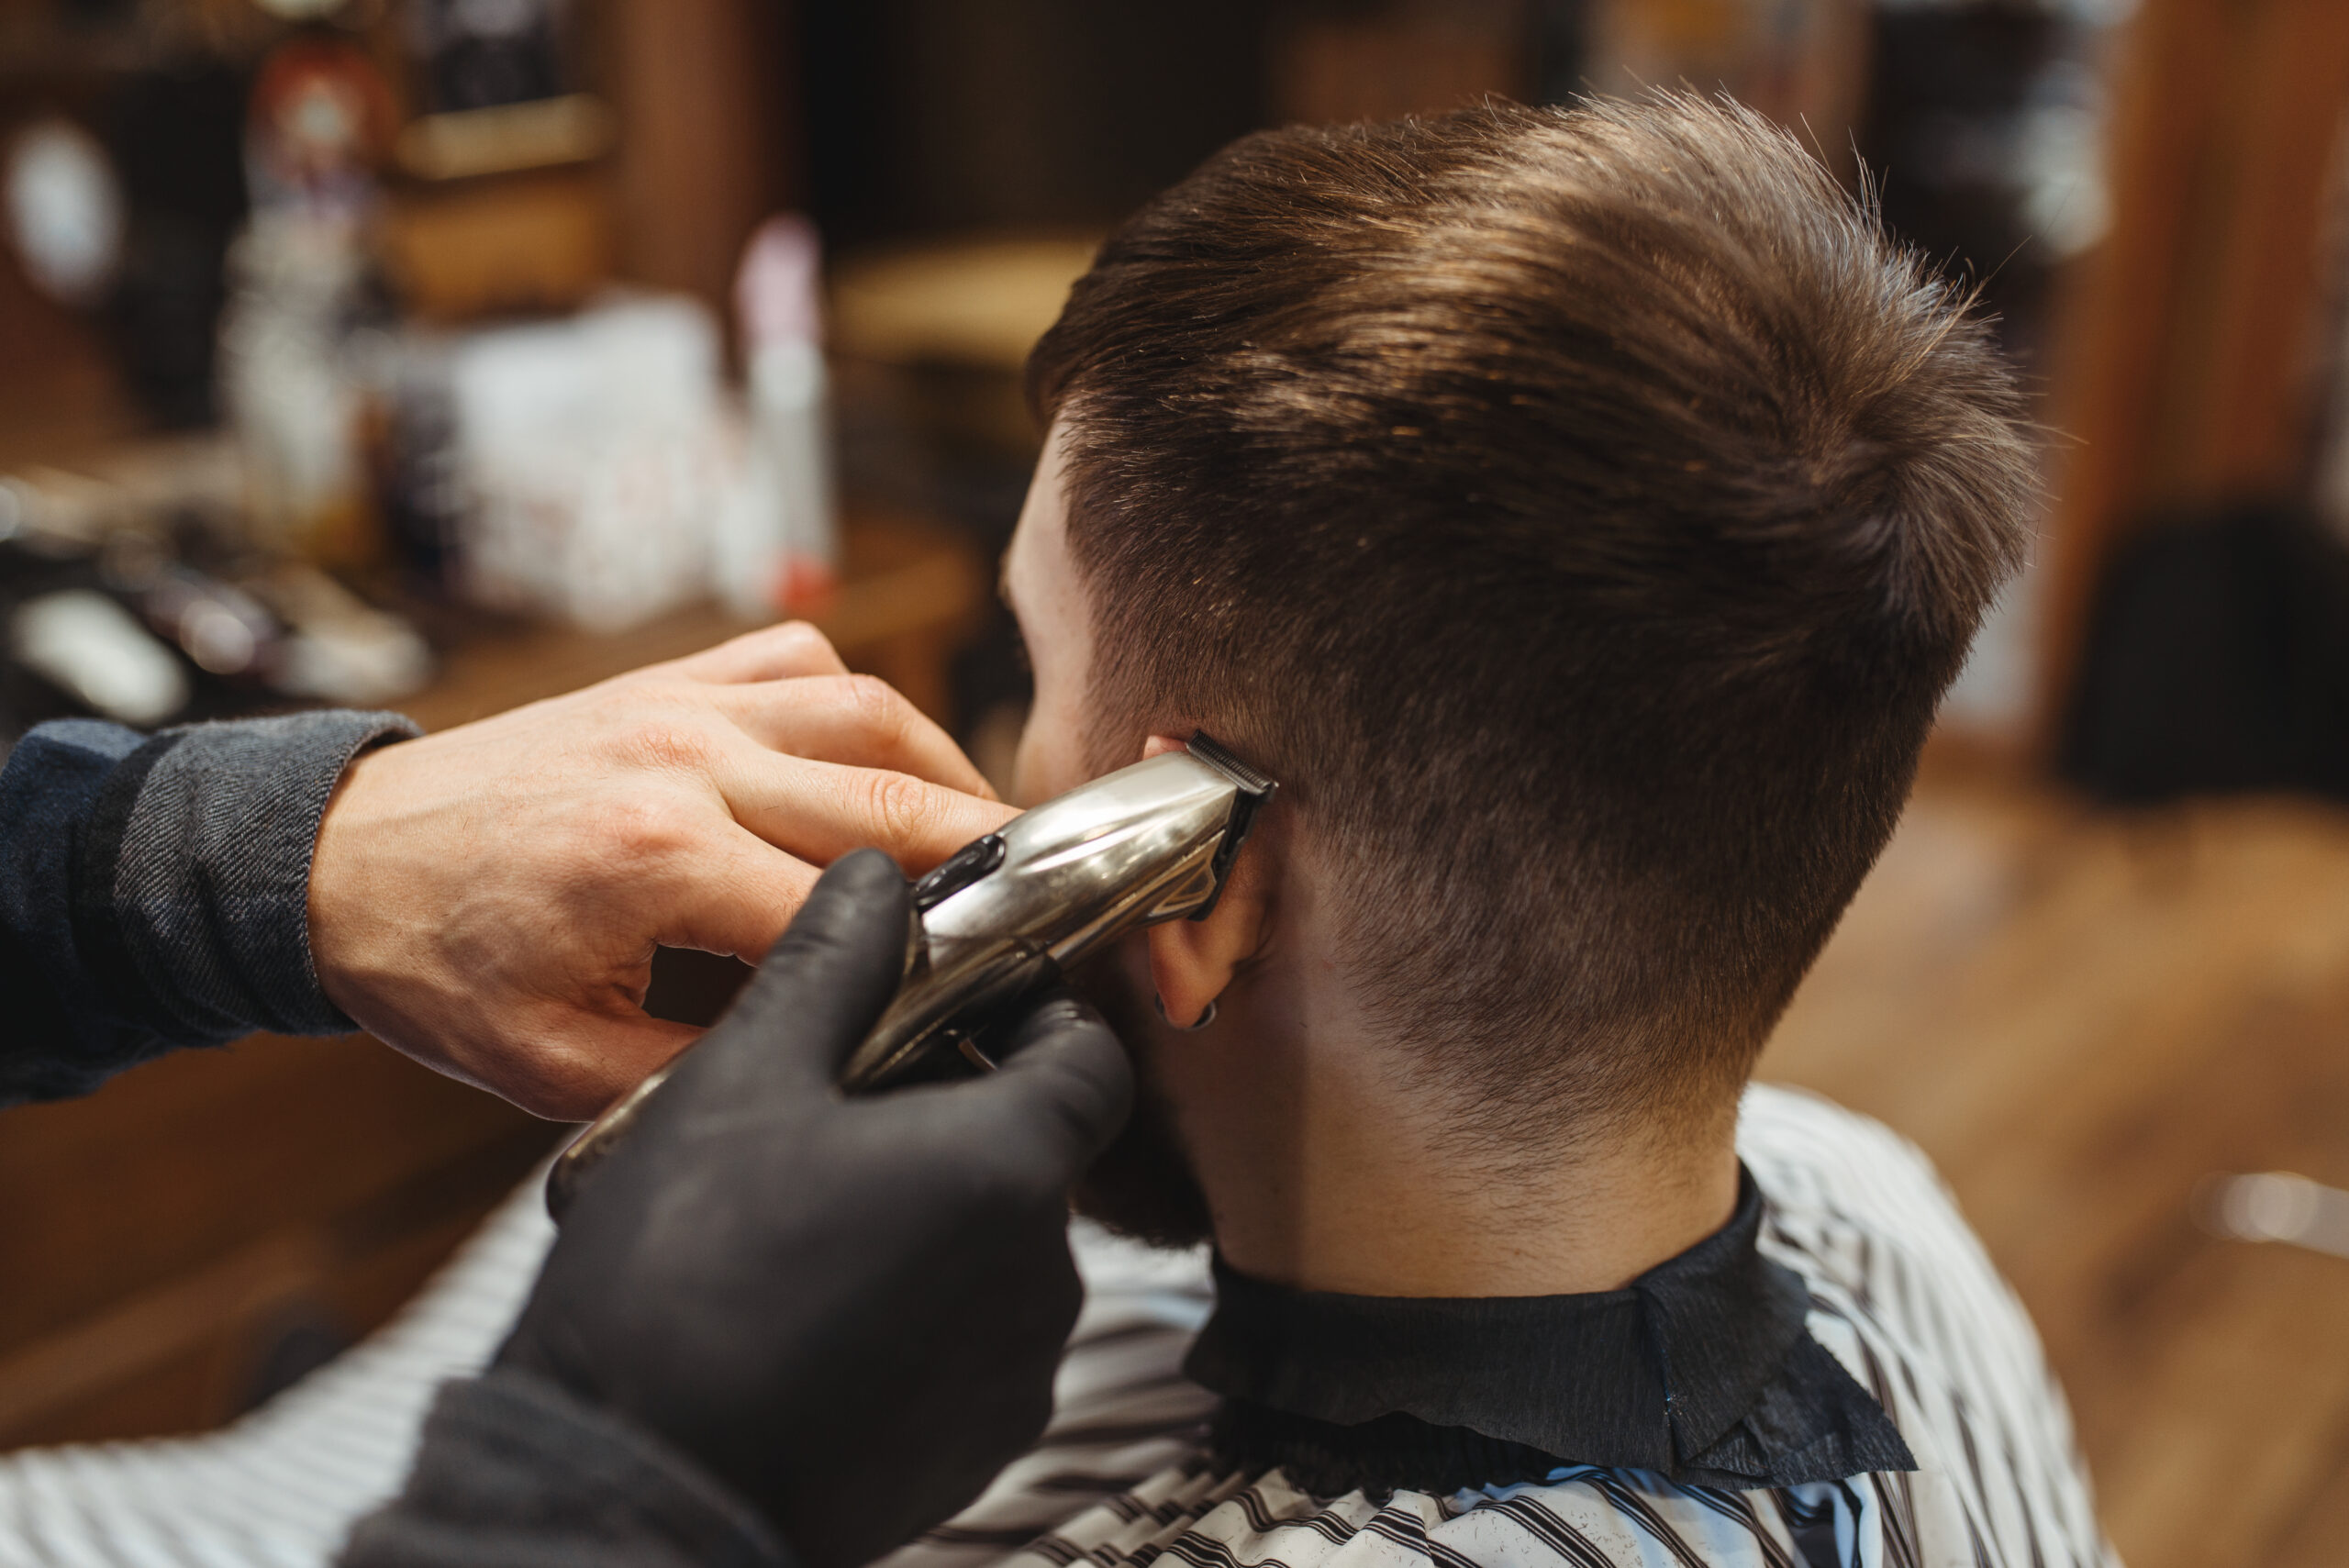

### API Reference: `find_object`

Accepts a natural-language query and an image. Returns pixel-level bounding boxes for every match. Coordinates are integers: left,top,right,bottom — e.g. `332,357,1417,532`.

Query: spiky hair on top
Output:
1030,93,2034,1145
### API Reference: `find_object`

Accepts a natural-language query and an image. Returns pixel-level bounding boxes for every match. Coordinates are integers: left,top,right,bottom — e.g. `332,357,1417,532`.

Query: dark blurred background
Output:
0,0,2153,769
0,6,2347,1566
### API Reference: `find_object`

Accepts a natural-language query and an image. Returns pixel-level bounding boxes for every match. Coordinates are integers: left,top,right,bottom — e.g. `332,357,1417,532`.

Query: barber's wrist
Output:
490,1308,601,1409
489,1322,826,1562
305,737,409,1022
494,1266,791,1539
98,710,418,1043
347,1367,791,1568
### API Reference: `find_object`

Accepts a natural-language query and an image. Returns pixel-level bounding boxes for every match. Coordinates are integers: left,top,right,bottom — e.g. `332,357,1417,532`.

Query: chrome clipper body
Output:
842,731,1274,1090
546,733,1274,1218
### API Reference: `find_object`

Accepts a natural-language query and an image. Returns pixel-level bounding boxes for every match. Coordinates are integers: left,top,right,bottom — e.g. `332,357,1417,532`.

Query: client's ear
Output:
1141,734,1275,1029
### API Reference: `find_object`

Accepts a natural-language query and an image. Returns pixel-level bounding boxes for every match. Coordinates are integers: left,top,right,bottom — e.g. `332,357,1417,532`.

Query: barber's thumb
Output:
692,849,915,1095
968,991,1135,1171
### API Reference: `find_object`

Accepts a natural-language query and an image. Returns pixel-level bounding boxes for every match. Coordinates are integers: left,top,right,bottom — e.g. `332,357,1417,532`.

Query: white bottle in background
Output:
722,214,838,619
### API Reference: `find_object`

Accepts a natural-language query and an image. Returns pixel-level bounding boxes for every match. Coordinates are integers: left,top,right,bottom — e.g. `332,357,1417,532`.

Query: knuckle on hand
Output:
840,673,913,749
773,620,840,668
595,794,698,869
861,768,936,853
618,714,717,777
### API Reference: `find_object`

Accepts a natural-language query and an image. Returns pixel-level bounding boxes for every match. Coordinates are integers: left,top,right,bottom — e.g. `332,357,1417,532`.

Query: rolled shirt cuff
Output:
79,709,421,1041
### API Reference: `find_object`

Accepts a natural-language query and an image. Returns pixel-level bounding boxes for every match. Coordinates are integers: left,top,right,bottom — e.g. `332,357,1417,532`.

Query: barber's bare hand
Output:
306,623,1019,1118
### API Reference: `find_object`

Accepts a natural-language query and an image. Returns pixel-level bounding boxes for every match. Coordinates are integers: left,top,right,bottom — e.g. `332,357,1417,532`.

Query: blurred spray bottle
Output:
721,215,837,619
217,37,396,568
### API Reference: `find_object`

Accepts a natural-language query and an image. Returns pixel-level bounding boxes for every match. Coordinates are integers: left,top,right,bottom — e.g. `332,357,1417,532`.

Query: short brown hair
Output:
1029,95,2032,1141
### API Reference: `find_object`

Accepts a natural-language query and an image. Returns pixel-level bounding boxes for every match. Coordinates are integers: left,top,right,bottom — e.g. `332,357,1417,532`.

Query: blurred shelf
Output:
394,94,616,183
380,165,618,323
830,234,1099,375
405,506,988,731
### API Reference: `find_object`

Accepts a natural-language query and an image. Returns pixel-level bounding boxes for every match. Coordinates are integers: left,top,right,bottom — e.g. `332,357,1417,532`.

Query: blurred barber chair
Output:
2058,502,2349,806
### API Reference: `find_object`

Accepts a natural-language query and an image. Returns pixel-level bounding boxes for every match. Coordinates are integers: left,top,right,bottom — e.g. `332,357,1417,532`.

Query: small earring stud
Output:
1153,995,1218,1031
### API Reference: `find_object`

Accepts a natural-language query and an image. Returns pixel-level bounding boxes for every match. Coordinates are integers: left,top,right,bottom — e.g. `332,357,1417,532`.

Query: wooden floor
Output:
1760,757,2349,1568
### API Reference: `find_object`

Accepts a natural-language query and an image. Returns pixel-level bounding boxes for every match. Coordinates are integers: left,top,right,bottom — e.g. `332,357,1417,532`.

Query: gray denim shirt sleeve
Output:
0,709,419,1105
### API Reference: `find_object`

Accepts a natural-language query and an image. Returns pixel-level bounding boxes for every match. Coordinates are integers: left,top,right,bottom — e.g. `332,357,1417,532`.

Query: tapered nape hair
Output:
1029,94,2032,1144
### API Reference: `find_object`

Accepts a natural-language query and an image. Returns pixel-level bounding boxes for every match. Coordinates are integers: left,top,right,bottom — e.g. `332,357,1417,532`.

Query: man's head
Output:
1003,95,2032,1251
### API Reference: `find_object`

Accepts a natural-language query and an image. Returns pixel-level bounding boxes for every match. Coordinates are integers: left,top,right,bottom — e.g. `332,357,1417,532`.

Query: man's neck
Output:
1156,962,1742,1298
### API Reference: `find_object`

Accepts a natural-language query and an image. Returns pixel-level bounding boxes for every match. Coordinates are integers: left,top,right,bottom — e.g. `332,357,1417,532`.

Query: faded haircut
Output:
1027,94,2033,1145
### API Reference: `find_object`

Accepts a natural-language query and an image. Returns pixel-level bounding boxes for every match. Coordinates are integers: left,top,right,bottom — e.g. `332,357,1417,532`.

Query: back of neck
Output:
1172,1032,1743,1297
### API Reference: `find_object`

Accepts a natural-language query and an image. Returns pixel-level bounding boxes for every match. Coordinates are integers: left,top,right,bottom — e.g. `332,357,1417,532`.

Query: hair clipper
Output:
545,732,1275,1218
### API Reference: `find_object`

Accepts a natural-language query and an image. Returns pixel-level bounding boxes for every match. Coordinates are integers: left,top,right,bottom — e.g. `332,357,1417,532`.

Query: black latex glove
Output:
496,849,1135,1568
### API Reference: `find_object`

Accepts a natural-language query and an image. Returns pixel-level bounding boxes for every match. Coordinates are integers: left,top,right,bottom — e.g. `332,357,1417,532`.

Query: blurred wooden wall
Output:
603,0,797,331
2038,0,2349,737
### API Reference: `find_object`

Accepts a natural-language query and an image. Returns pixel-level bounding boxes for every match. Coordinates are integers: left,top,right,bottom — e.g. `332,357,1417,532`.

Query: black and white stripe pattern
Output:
0,1087,2114,1568
877,1085,2116,1568
0,1171,553,1566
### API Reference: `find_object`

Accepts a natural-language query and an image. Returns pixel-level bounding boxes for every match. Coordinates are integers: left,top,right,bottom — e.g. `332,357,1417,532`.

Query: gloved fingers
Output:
675,849,916,1098
952,991,1135,1175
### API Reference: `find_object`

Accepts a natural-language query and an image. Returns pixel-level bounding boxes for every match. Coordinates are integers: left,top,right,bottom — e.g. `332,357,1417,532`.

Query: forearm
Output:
339,1371,791,1568
0,710,417,1104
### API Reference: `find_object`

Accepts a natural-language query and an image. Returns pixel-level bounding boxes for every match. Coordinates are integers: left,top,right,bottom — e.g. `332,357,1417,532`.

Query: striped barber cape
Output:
880,1084,2118,1568
0,1085,2113,1568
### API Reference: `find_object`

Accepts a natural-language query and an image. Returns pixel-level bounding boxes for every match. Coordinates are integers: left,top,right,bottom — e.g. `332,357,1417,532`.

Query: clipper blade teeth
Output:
1186,731,1275,796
